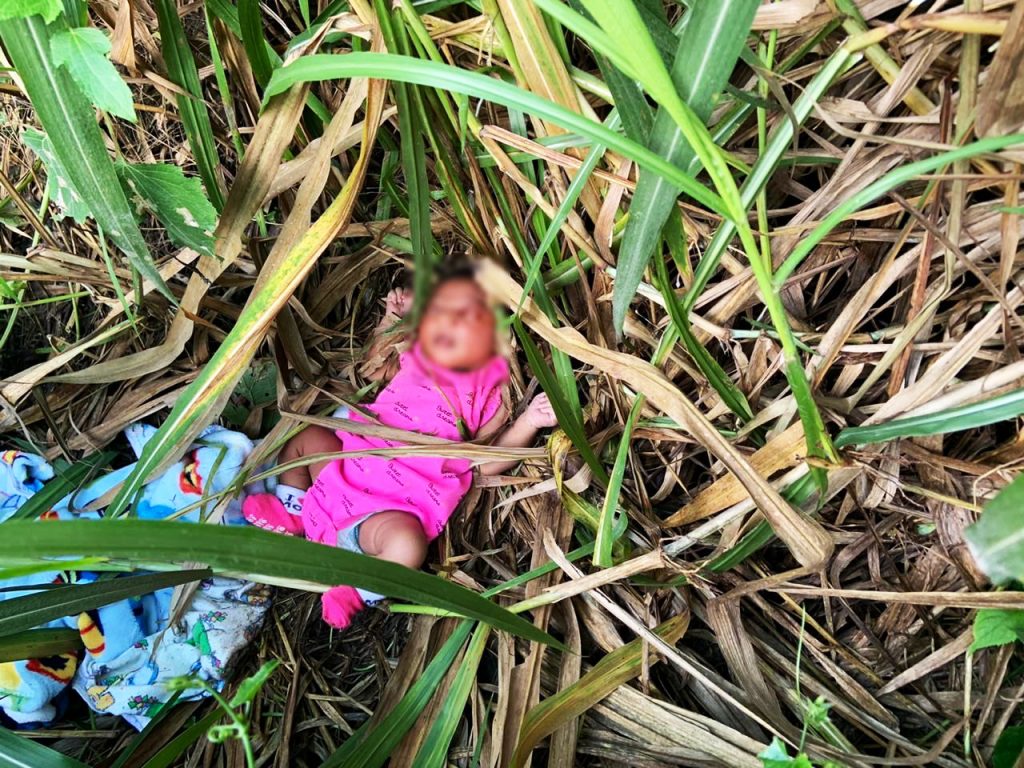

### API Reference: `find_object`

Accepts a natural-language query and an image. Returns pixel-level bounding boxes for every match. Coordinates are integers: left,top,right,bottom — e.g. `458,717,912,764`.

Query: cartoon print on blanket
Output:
0,425,273,729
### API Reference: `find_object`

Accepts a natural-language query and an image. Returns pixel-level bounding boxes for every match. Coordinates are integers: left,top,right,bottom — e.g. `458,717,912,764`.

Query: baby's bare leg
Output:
357,511,428,569
278,426,343,489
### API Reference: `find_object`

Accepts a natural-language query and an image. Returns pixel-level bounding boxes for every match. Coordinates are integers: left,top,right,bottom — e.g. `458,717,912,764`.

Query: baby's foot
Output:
322,586,365,629
243,493,304,536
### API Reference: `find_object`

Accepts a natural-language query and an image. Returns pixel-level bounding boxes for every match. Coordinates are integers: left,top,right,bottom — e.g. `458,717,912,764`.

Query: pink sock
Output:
322,585,365,629
242,493,304,536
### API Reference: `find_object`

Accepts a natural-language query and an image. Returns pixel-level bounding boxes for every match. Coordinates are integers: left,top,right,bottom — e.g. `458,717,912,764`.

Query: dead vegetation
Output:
2,0,1024,766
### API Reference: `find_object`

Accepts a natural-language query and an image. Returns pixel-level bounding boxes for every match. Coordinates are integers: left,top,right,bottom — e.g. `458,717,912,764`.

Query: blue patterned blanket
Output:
0,425,272,730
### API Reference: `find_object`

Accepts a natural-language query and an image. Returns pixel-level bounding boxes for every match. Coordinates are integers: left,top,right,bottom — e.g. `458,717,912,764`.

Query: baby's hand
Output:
523,393,558,429
385,287,414,318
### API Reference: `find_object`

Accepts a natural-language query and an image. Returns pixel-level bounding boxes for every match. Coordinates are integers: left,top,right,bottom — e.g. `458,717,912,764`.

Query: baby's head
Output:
417,263,497,371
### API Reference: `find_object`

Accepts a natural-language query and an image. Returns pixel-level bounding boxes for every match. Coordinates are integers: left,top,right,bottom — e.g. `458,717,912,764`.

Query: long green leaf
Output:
378,0,436,315
263,53,729,218
543,0,748,240
0,569,211,636
836,387,1024,448
0,628,80,662
773,133,1024,287
594,396,639,567
0,15,170,300
412,623,490,767
153,0,225,210
139,709,223,768
0,521,559,646
651,250,754,423
238,0,274,86
612,0,759,333
518,112,620,309
0,728,91,768
322,621,474,768
514,318,608,484
684,47,854,311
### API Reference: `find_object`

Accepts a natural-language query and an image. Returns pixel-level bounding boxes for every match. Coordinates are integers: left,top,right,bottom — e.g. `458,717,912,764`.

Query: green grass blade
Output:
708,474,817,572
413,623,490,767
0,628,80,662
58,0,85,26
0,521,560,646
514,318,608,484
238,0,274,87
547,0,747,234
153,0,225,210
138,708,223,768
593,57,651,142
612,0,759,334
378,0,436,315
0,727,92,768
263,53,730,218
773,133,1024,287
322,621,474,768
651,252,754,423
0,560,119,582
517,125,608,308
0,569,211,636
107,691,185,768
835,387,1024,448
0,14,171,301
683,46,858,311
594,396,639,567
565,0,657,142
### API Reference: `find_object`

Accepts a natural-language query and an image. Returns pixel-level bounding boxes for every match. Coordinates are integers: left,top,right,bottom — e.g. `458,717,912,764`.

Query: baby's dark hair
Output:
432,259,478,288
419,258,481,305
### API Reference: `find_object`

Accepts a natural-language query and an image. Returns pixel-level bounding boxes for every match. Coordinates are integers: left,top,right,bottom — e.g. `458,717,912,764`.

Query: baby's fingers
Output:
385,287,413,315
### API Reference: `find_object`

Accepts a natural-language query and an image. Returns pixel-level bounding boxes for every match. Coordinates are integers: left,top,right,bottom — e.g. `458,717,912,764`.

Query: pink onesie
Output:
302,343,509,544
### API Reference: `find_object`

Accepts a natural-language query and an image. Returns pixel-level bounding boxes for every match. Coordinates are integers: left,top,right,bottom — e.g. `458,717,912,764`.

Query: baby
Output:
243,264,557,628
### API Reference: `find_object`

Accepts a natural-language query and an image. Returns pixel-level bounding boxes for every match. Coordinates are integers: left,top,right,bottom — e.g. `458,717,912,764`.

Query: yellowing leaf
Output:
511,614,689,768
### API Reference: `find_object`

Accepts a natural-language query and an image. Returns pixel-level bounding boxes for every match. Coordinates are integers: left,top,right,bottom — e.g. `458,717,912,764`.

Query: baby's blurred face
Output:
418,279,496,371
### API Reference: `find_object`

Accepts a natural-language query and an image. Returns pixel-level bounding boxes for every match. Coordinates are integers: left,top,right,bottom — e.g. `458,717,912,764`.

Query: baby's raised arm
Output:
359,287,414,383
476,392,557,476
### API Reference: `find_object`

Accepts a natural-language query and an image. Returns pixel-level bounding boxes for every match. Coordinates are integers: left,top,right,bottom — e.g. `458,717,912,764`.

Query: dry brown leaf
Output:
663,422,807,527
480,260,833,569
